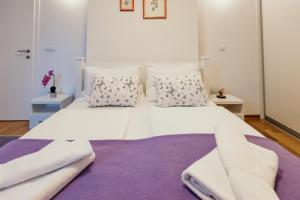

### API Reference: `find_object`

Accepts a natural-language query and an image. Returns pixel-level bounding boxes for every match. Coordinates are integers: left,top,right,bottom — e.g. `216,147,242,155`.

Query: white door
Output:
0,0,34,120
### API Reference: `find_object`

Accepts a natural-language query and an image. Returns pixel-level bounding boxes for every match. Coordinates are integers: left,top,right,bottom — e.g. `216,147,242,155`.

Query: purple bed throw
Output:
0,134,299,200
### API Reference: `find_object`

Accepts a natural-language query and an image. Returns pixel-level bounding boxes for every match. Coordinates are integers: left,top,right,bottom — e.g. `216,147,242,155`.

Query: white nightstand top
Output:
31,94,73,105
209,94,244,105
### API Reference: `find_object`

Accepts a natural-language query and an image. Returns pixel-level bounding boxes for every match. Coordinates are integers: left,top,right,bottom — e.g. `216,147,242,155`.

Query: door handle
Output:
17,49,30,53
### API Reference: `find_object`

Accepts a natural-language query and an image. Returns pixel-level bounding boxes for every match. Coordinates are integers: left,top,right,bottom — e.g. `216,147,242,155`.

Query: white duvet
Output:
149,104,262,137
23,97,263,140
23,108,131,140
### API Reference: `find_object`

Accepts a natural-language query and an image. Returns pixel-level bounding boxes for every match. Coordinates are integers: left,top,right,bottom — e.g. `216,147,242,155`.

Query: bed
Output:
23,60,261,141
1,61,299,200
23,96,261,140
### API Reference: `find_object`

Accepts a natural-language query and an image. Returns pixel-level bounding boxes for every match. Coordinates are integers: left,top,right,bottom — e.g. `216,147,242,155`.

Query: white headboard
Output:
75,58,210,98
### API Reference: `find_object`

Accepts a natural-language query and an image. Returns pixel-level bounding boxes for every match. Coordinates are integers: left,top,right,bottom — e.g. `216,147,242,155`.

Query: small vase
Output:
49,86,57,98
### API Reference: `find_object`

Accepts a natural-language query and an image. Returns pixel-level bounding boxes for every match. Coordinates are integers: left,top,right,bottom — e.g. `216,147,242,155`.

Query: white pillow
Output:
146,64,200,101
89,75,139,107
156,72,209,107
83,65,144,101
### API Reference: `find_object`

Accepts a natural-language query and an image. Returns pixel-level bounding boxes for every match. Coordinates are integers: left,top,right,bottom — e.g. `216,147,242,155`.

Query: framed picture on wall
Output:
143,0,167,19
120,0,134,11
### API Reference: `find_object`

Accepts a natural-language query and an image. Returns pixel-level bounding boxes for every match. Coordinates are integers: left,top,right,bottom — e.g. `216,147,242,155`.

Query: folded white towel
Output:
182,120,279,200
215,121,279,200
0,140,94,189
182,149,236,200
0,153,95,200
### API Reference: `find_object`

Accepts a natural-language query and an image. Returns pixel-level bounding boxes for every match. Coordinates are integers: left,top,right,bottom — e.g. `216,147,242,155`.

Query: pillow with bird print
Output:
155,72,209,107
89,75,139,107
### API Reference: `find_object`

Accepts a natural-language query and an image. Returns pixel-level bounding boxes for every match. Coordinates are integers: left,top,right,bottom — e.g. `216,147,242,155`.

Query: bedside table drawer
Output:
29,113,53,129
32,104,61,113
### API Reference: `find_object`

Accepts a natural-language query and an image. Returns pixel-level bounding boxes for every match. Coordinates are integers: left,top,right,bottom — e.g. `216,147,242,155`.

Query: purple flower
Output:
48,70,54,76
41,70,54,88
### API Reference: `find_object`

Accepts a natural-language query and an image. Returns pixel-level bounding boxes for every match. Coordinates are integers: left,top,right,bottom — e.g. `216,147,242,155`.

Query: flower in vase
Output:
42,70,55,88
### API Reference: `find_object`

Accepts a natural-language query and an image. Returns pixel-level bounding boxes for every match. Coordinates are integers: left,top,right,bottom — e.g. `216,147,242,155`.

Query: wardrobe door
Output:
262,0,300,136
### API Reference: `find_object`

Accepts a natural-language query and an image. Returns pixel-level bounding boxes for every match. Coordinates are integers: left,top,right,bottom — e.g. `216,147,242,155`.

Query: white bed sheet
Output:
23,96,262,140
125,99,262,138
22,96,132,140
148,105,262,138
124,100,220,139
67,96,152,139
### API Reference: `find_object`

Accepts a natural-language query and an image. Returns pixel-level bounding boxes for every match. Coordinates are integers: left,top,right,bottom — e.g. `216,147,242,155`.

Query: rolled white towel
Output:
0,140,94,189
182,120,279,200
215,120,279,200
182,149,236,200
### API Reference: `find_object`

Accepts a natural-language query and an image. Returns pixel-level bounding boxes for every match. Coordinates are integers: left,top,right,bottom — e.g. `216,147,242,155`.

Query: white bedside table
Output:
29,94,74,129
209,94,244,120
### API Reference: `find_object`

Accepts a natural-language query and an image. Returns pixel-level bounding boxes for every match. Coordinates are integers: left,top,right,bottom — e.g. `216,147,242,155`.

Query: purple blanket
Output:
0,134,299,200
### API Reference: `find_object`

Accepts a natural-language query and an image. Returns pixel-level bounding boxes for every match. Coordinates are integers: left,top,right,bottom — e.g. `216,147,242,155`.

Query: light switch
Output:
200,56,210,61
45,47,56,52
219,44,226,52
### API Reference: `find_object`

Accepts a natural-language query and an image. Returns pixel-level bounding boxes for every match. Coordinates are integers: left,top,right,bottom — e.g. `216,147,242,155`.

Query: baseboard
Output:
0,120,29,122
265,116,300,140
244,115,260,119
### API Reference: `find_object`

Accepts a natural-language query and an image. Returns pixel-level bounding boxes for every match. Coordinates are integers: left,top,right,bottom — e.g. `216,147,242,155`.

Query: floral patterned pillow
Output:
156,73,209,107
89,75,139,107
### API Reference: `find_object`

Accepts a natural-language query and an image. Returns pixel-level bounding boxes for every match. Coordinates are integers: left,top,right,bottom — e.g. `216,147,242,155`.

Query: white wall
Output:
262,0,300,133
34,0,262,115
35,0,87,95
197,0,261,115
87,0,199,63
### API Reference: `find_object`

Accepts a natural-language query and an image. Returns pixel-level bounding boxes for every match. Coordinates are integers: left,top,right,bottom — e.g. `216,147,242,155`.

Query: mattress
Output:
23,96,263,140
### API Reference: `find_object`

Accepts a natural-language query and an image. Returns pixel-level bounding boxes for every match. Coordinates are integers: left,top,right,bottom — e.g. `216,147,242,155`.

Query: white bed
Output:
17,61,265,200
23,96,262,140
23,60,262,140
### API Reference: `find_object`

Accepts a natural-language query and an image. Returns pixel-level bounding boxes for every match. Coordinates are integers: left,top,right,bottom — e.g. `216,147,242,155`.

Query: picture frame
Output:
120,0,134,12
143,0,167,19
